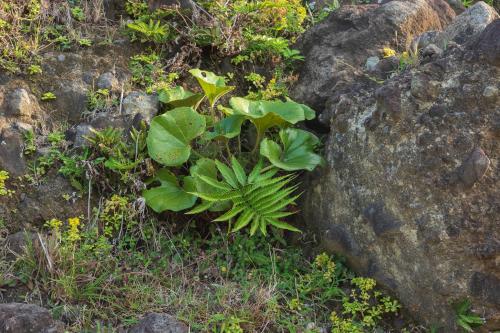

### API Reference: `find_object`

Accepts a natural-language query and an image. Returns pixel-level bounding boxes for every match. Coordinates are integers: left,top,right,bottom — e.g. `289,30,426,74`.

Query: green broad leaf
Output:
217,105,234,116
147,107,206,166
260,128,323,171
189,158,231,212
158,86,204,109
205,115,245,140
189,69,235,107
215,160,238,188
229,97,316,138
143,169,197,213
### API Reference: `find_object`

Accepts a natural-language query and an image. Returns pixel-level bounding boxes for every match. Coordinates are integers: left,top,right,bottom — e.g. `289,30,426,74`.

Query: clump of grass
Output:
4,201,411,332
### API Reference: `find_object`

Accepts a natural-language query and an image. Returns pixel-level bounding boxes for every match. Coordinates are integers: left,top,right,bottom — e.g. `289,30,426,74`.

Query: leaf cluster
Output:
143,69,323,235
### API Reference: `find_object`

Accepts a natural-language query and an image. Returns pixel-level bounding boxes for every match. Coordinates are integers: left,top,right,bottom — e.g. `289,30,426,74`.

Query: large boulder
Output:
0,303,64,333
292,0,455,122
297,13,499,333
416,1,499,49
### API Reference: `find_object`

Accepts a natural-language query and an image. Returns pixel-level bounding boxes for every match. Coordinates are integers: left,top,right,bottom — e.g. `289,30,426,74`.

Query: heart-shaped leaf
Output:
260,128,323,171
205,115,245,140
147,107,206,166
189,69,235,107
158,86,204,109
229,97,315,145
143,169,197,212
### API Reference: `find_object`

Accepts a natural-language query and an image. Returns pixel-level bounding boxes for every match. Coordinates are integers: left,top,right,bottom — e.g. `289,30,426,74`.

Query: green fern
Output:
127,19,170,43
188,157,301,235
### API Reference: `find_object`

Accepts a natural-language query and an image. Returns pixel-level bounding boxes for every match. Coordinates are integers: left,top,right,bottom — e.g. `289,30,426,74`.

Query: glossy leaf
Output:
260,128,323,171
189,69,235,107
158,86,204,109
147,107,206,166
229,97,315,139
189,158,230,212
205,115,245,140
143,169,197,213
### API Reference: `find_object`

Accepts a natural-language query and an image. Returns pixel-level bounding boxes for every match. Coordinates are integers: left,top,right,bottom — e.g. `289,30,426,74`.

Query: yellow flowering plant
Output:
0,170,14,197
67,217,81,242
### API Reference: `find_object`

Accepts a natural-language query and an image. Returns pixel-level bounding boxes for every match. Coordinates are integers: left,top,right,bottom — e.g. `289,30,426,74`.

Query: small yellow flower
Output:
67,217,81,242
46,218,63,233
382,47,397,58
221,266,227,273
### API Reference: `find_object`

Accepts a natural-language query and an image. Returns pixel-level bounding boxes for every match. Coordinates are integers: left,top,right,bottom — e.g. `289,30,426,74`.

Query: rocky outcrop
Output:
0,45,141,231
295,2,500,331
416,2,499,49
292,0,456,120
0,303,64,333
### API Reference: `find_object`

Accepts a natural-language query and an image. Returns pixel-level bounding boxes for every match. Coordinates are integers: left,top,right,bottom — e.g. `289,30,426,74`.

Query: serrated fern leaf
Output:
190,157,301,235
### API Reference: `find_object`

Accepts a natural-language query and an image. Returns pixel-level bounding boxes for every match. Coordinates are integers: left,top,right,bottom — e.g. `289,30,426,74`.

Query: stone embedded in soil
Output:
122,91,160,124
0,125,27,176
97,72,120,91
0,303,64,333
457,147,491,188
3,89,41,123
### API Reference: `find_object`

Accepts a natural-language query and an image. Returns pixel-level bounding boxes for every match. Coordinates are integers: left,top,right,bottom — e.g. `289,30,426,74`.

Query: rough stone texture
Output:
468,18,500,66
0,126,27,177
2,89,42,123
417,2,499,49
292,0,455,121
297,16,500,333
122,91,160,124
0,303,64,333
97,72,120,91
128,313,189,333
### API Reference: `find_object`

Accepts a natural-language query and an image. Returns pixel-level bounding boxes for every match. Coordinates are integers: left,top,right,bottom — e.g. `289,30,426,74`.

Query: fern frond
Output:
189,157,301,235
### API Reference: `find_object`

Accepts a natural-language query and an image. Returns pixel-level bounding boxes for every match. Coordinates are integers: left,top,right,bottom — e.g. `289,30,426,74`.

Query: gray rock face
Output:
97,72,119,91
128,313,188,333
417,2,499,49
0,303,64,333
297,17,500,333
3,89,41,123
53,81,89,123
72,123,95,148
0,126,26,176
122,91,160,124
292,0,455,118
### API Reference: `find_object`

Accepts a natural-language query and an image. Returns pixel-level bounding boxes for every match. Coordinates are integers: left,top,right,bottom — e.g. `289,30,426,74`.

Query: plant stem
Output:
225,140,231,157
261,165,274,173
252,131,262,154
